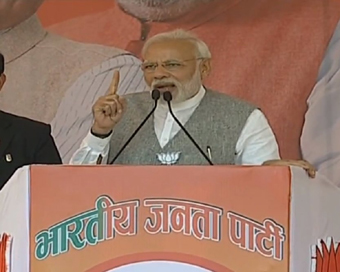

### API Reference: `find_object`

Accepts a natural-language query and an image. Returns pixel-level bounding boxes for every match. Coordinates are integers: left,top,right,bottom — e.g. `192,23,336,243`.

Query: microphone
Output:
163,91,214,165
109,89,160,164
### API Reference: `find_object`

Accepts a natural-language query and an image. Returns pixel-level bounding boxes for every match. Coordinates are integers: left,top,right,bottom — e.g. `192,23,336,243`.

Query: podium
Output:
1,165,340,272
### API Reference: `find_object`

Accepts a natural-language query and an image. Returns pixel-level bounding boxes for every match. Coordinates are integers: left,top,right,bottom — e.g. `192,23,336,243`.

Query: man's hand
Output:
91,70,126,135
263,159,316,178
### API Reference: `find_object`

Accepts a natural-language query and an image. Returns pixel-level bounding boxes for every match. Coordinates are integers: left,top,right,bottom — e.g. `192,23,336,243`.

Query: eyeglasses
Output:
141,58,204,73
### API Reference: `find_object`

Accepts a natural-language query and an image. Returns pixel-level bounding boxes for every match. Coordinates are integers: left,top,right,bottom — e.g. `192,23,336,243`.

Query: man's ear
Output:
199,59,211,80
0,74,6,91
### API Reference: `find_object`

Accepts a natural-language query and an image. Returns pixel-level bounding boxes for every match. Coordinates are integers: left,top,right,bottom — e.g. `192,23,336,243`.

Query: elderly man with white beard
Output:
69,29,315,173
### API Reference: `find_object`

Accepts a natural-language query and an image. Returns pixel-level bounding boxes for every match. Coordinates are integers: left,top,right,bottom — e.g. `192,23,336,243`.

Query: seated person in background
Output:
0,53,62,189
70,29,315,176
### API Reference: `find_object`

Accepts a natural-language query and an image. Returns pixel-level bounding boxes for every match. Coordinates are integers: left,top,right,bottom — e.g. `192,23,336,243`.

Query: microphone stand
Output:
109,89,160,165
163,91,214,165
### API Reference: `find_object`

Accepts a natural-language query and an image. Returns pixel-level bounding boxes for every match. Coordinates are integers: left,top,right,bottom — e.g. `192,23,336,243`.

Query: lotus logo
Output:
0,233,11,272
156,152,181,165
311,237,340,272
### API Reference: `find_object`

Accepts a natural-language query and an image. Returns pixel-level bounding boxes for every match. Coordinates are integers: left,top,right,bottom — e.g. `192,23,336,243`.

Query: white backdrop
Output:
105,261,211,272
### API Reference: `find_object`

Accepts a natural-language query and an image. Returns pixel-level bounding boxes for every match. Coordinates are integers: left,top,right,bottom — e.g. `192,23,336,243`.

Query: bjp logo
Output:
312,238,340,272
0,233,11,272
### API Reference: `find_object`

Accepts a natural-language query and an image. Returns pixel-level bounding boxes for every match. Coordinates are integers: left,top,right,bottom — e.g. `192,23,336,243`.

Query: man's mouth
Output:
154,83,177,92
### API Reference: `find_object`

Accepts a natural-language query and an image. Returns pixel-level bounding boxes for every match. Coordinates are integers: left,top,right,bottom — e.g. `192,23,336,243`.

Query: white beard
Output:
150,67,203,104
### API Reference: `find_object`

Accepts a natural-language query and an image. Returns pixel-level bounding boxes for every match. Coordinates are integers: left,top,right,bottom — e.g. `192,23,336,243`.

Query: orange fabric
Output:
30,165,290,271
315,239,340,272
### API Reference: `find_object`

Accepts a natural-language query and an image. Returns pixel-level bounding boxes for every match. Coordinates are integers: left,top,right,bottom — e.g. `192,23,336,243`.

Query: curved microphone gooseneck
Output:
163,91,214,165
109,89,160,165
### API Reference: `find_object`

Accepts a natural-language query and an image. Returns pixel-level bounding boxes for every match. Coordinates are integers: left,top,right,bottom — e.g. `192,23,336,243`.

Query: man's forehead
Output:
144,40,196,61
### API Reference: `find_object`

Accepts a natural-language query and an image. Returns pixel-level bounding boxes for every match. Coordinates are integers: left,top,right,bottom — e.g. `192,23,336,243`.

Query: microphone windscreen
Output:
151,89,160,100
163,91,172,102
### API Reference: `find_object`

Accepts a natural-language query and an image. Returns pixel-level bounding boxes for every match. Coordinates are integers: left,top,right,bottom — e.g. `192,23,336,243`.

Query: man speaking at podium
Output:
70,29,282,166
70,29,314,175
0,53,62,189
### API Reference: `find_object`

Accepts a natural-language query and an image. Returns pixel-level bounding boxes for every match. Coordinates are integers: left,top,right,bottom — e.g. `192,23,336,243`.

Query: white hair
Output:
142,29,211,59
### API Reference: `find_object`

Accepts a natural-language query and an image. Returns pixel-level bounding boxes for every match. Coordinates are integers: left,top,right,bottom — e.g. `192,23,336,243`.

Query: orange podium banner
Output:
30,166,290,272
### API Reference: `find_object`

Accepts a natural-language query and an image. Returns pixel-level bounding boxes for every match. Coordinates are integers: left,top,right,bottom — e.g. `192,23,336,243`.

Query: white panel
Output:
0,166,30,272
290,166,340,272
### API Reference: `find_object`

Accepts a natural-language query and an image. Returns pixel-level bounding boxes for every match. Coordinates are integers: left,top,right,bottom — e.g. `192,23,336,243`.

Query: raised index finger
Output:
108,70,120,95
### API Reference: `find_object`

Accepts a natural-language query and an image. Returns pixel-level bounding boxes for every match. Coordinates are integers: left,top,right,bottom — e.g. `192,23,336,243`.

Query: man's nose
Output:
153,65,170,80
